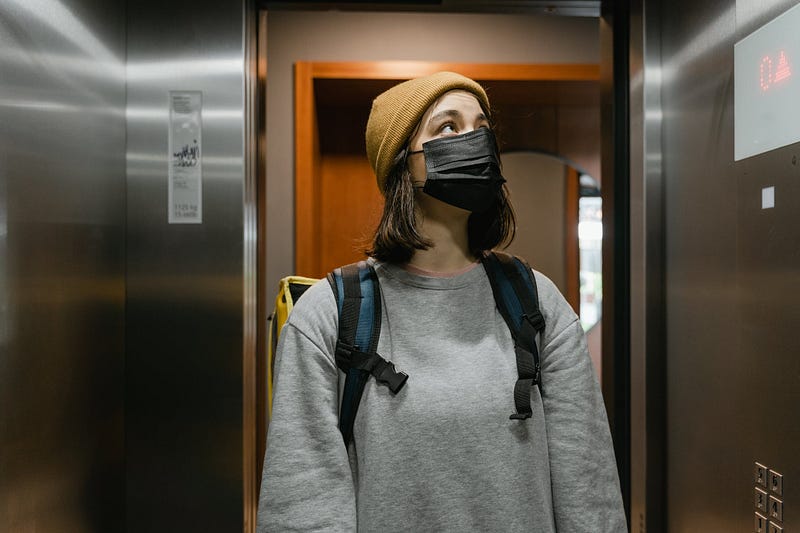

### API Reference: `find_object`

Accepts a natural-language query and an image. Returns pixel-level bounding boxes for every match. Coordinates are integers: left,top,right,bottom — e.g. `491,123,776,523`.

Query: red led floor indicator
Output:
761,56,772,91
775,50,792,82
734,2,800,160
761,50,792,91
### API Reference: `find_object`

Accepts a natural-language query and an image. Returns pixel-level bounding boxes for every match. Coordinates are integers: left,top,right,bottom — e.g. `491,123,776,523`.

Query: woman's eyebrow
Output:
427,109,462,125
427,109,488,126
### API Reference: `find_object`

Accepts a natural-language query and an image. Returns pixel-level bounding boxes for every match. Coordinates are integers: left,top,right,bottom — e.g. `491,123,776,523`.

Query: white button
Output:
762,186,775,209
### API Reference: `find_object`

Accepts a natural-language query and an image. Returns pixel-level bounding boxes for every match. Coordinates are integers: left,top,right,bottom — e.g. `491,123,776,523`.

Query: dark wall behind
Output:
0,0,127,530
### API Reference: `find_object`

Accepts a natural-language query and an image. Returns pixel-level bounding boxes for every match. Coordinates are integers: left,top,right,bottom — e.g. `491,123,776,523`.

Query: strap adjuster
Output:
334,341,359,367
335,341,408,395
522,312,545,333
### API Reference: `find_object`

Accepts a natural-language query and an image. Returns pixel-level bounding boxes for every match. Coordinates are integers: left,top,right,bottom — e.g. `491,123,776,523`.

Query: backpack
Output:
267,251,546,445
267,275,318,419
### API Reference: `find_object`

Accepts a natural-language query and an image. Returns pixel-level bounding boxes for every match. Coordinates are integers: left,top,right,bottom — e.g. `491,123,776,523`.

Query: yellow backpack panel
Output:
267,276,318,419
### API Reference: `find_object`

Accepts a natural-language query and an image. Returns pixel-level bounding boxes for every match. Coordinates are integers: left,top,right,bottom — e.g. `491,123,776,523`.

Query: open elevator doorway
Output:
250,3,630,531
261,56,605,474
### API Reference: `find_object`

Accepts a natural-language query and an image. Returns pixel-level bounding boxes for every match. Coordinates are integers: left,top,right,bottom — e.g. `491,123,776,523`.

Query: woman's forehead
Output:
426,90,484,115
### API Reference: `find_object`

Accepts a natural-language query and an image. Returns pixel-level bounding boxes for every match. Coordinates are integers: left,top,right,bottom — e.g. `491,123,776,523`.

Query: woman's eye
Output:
440,123,456,134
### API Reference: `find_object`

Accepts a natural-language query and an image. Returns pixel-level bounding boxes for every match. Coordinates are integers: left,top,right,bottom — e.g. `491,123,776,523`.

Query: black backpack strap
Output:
327,261,408,445
480,251,546,420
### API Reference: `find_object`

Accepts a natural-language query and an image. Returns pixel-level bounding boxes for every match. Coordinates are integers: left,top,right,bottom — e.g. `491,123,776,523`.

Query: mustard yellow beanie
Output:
365,71,490,193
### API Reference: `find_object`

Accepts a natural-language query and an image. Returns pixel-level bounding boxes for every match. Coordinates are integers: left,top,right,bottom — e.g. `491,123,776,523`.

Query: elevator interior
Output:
2,0,800,532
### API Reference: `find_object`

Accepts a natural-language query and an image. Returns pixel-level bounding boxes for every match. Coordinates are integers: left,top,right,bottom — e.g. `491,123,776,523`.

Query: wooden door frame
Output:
294,61,600,277
565,165,581,312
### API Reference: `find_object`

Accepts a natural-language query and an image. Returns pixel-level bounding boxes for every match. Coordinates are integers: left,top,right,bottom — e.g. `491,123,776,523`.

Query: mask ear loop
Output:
402,114,426,188
401,145,427,190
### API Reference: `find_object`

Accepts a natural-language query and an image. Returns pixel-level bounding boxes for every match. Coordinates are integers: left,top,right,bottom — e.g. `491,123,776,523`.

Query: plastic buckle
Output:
372,359,408,394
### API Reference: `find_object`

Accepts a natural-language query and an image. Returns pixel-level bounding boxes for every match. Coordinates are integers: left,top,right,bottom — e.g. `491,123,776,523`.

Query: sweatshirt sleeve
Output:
256,283,356,532
534,273,627,532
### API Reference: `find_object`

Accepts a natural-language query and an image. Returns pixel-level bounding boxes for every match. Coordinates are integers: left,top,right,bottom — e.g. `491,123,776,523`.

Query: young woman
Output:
258,72,626,532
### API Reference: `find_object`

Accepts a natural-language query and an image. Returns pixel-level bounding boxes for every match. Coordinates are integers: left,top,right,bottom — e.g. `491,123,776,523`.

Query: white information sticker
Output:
168,91,202,224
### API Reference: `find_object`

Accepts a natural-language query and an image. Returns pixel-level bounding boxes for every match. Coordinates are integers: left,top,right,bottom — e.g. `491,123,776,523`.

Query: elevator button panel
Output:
756,512,768,533
770,470,784,496
756,488,769,514
754,461,784,532
769,496,784,522
756,463,769,488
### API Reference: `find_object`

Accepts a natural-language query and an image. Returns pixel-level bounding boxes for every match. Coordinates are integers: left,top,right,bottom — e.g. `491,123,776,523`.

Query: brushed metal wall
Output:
126,1,249,530
629,0,666,530
659,0,800,530
0,0,127,531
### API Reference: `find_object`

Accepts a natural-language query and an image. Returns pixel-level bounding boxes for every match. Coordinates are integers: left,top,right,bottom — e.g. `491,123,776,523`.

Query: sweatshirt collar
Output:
374,259,486,290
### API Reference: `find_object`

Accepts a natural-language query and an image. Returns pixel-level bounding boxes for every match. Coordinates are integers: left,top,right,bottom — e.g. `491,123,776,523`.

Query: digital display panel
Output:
735,3,800,160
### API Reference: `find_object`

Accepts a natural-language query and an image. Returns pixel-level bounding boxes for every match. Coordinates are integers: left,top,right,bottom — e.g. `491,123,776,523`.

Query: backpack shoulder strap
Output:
327,261,408,445
480,251,546,420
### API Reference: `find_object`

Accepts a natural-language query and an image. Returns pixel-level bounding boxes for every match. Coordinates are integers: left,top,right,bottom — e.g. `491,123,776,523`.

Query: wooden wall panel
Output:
319,155,383,275
294,62,320,275
565,165,580,313
309,61,599,81
558,105,602,183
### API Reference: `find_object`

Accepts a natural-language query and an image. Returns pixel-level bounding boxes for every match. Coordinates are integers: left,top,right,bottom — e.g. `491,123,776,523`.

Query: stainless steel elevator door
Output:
660,0,800,530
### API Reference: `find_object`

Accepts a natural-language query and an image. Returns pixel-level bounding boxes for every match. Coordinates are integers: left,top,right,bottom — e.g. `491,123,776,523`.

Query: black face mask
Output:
409,128,506,213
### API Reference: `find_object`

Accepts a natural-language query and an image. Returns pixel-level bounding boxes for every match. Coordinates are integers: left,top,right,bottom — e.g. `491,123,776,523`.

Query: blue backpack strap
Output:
480,251,546,420
326,261,408,445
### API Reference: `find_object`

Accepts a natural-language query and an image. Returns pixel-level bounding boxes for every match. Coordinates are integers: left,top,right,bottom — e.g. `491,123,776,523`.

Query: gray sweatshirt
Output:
258,261,626,532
